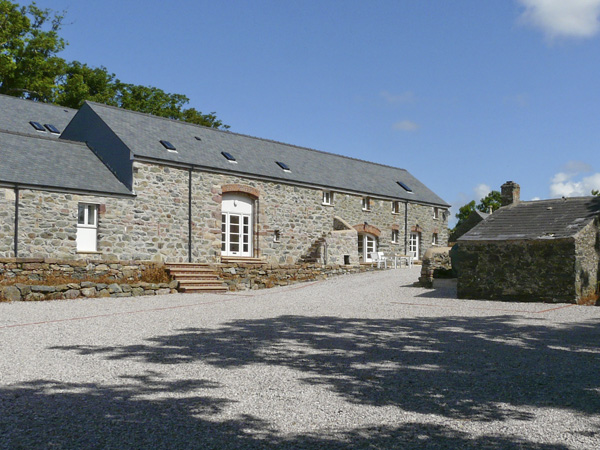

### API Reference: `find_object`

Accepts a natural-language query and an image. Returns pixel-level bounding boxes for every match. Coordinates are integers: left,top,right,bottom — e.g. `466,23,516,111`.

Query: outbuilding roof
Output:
0,94,76,138
458,197,600,241
73,101,449,206
0,130,132,196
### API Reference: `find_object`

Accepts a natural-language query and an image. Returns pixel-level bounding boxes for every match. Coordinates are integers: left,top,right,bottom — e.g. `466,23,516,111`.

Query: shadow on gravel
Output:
0,376,570,449
51,315,600,424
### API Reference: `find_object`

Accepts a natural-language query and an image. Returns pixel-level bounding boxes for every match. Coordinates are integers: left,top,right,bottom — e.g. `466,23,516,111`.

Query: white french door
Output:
221,194,253,257
409,232,420,260
221,213,251,256
358,233,377,262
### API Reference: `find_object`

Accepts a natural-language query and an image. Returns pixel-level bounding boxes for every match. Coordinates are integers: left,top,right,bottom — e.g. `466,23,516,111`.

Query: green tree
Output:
55,62,119,108
455,200,476,227
476,190,502,214
592,189,600,196
0,1,66,101
2,1,229,129
454,190,502,231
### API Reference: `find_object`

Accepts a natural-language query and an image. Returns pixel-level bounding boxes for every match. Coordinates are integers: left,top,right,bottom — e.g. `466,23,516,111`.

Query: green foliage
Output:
0,1,66,101
455,200,476,227
476,190,502,214
1,1,228,129
454,190,502,231
592,189,600,197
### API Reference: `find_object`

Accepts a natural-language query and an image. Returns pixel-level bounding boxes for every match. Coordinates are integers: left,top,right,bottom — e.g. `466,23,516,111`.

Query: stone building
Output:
453,182,600,304
0,94,449,267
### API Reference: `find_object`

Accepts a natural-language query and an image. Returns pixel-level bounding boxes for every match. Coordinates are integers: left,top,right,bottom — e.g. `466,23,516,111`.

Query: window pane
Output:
78,204,85,225
87,205,96,226
230,243,239,252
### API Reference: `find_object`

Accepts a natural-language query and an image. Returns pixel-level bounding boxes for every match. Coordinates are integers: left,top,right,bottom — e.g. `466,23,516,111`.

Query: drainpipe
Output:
255,198,260,257
188,169,192,263
13,185,19,258
404,201,408,255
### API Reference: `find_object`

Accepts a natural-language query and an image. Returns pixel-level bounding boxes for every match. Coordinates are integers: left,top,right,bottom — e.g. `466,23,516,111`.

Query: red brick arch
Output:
221,184,260,199
353,223,381,237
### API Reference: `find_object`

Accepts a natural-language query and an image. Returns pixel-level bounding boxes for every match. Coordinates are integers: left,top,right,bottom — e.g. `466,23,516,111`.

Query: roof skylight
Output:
397,181,413,192
221,151,237,163
276,161,291,172
29,121,45,132
44,123,60,134
160,140,177,151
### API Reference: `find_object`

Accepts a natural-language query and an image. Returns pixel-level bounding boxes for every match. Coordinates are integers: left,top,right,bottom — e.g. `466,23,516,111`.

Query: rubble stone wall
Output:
454,239,577,303
0,188,15,258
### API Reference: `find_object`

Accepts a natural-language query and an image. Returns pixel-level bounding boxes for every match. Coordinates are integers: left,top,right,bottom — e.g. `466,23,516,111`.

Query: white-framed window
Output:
362,197,371,211
392,201,400,214
433,207,439,219
432,233,438,246
76,203,99,252
273,230,281,242
322,191,333,205
391,229,399,243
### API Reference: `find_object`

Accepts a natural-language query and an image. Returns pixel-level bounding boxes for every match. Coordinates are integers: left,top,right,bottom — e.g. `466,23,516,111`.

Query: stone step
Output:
220,256,266,265
178,279,223,286
171,273,219,280
180,287,228,294
165,263,227,294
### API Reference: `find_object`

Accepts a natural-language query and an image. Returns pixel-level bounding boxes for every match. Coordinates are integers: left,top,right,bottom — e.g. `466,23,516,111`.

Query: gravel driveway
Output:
1,268,599,449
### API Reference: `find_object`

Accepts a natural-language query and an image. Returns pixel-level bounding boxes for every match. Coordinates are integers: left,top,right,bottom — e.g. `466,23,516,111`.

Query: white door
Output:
76,204,98,252
221,194,253,257
358,233,377,262
409,232,420,260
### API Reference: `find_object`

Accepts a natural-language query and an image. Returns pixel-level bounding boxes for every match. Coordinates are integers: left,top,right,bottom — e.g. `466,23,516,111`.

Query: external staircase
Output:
166,263,227,293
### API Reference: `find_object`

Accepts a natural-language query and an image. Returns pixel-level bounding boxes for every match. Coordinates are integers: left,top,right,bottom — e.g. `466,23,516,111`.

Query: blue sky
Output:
36,0,600,225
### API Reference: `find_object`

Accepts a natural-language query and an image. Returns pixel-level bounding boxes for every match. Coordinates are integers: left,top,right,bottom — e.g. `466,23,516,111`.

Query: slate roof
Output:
82,102,449,206
458,197,600,241
0,94,77,137
0,130,132,196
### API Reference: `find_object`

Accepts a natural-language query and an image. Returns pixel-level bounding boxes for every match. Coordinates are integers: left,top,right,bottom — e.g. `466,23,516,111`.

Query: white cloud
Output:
392,120,419,132
549,172,600,197
381,90,415,104
473,183,491,201
517,0,600,39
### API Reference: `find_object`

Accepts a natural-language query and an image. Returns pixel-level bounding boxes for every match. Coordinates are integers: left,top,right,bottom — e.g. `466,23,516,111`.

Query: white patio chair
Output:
370,252,388,269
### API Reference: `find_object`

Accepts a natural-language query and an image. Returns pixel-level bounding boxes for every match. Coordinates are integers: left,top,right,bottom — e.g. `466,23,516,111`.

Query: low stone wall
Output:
1,281,178,302
0,257,174,302
216,262,378,291
0,258,165,282
418,246,453,288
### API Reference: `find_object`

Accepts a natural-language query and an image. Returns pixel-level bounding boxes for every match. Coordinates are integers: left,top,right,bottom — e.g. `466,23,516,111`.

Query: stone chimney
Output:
501,181,520,206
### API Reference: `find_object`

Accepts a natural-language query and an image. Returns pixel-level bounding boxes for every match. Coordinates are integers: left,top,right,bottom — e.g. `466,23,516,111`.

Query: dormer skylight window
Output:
44,124,60,134
397,181,413,193
160,140,177,152
194,136,202,141
29,121,45,132
276,161,291,172
221,151,237,163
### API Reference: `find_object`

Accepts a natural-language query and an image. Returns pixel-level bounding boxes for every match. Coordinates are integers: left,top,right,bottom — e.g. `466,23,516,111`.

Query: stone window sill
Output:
77,251,103,255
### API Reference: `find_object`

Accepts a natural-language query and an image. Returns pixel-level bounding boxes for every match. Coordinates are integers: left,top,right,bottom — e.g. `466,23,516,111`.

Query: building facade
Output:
0,95,449,266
